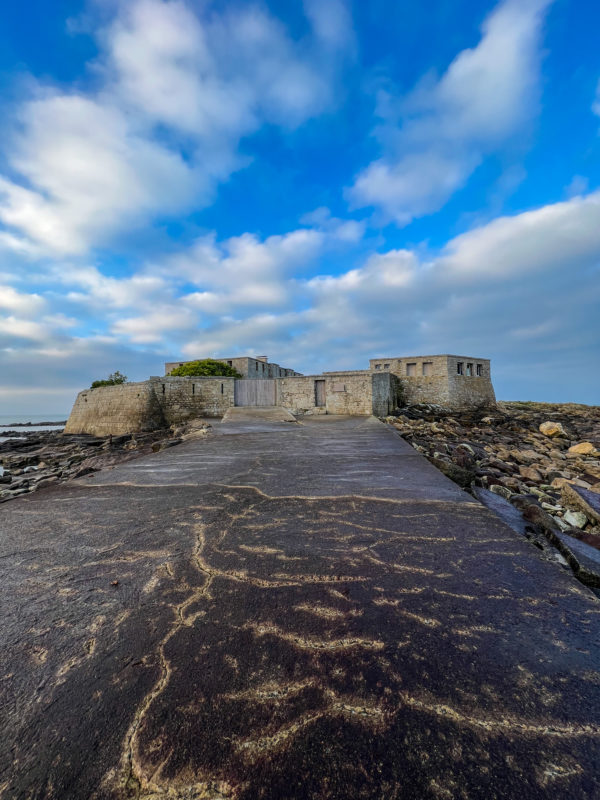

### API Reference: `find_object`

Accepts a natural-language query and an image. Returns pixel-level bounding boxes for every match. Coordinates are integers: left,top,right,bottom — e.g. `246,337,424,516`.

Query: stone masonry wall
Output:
369,354,495,409
65,377,235,435
64,382,166,436
278,372,378,416
401,376,450,405
151,376,235,422
372,373,402,417
445,356,496,409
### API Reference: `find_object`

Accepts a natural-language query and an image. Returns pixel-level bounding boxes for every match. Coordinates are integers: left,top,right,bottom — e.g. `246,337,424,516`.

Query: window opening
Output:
422,362,433,376
406,363,417,377
476,364,482,377
466,363,473,376
457,362,464,375
384,363,390,369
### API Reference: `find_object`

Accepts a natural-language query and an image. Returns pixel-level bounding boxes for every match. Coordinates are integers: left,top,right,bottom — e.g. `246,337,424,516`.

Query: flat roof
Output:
370,354,490,361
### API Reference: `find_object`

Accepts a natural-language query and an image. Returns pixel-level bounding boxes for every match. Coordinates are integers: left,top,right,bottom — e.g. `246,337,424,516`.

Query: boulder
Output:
567,442,599,456
159,438,183,451
522,504,560,532
429,458,474,489
551,477,575,490
563,510,588,529
514,449,543,464
518,465,543,482
453,445,476,469
489,484,513,501
539,421,566,438
561,483,600,525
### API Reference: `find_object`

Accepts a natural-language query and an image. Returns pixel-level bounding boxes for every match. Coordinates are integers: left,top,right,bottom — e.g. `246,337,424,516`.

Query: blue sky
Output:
0,0,599,413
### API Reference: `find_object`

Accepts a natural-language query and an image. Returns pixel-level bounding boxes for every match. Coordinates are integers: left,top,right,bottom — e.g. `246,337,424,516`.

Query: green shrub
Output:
169,359,242,378
91,370,128,389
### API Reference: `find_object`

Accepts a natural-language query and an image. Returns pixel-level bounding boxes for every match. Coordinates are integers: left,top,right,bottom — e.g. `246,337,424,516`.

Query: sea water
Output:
0,413,67,442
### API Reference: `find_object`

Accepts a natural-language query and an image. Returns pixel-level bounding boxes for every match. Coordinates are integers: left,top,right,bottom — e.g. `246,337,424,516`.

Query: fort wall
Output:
65,377,236,436
277,372,375,416
368,354,495,409
64,381,166,436
65,353,496,435
151,376,235,422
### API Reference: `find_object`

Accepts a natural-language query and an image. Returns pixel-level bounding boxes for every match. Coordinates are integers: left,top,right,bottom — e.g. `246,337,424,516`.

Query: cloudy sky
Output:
0,0,599,413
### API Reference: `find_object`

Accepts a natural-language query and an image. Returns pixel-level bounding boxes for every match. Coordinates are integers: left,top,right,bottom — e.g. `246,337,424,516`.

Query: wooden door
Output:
314,380,326,408
234,380,276,406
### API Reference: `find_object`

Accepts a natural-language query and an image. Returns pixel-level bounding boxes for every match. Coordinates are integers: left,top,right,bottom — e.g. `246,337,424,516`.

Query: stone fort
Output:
65,353,496,436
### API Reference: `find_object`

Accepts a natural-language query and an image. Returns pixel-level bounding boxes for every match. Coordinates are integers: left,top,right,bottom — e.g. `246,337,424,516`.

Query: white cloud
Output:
161,228,326,313
438,190,600,279
40,221,347,347
302,0,355,51
180,189,600,385
0,95,199,255
1,189,599,405
0,285,46,316
565,175,589,197
62,266,169,309
111,307,198,343
0,0,353,256
349,0,553,223
60,189,600,367
300,207,366,241
0,316,50,342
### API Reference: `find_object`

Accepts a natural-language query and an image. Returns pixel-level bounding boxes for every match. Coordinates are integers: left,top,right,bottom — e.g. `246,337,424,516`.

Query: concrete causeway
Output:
1,415,599,799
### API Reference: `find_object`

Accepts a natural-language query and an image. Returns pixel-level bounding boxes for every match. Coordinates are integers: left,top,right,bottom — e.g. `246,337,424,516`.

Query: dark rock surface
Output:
1,415,599,799
0,423,210,504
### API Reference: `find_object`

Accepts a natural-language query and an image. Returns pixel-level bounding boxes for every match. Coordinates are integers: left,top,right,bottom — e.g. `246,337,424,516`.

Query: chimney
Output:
256,356,268,363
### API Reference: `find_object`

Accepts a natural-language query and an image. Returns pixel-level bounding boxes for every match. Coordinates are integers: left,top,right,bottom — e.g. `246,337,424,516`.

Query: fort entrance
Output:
234,378,276,406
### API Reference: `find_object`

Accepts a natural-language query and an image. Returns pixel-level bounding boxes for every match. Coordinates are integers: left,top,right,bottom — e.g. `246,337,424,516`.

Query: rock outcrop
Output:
0,420,211,503
387,401,600,554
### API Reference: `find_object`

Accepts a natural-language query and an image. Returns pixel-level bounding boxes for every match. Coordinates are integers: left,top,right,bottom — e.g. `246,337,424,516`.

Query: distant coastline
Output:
2,420,67,427
0,414,68,438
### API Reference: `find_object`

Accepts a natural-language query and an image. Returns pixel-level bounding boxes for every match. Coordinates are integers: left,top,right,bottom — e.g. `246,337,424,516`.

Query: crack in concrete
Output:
400,691,600,738
118,497,265,799
244,621,385,652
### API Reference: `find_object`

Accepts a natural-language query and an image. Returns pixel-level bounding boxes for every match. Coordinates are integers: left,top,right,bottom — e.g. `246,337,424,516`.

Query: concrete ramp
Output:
1,416,600,799
221,406,297,424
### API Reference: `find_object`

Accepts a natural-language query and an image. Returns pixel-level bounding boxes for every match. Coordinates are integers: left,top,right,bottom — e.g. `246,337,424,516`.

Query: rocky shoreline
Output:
0,420,211,503
387,401,600,583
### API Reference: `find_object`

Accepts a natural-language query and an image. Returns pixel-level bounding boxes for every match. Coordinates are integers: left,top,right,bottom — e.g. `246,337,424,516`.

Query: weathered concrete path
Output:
1,416,599,799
